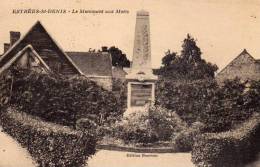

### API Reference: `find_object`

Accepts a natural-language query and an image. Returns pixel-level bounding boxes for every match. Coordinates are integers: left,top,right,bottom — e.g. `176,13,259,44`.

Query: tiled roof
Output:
66,52,112,77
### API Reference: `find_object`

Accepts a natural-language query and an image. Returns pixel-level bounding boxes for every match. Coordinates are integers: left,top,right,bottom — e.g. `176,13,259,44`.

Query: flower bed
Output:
192,113,260,167
0,107,97,167
110,105,187,145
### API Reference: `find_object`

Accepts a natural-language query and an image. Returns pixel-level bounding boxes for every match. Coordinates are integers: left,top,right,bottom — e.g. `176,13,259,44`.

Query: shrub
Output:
9,69,124,127
243,80,260,113
112,105,187,145
156,79,217,125
148,105,187,140
192,113,260,167
173,121,205,152
199,78,253,132
156,78,255,133
0,107,97,167
112,78,127,112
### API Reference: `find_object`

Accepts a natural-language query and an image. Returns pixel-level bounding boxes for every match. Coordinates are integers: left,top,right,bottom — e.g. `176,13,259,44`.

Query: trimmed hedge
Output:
0,107,97,167
156,78,255,132
156,79,218,125
192,113,260,167
173,121,205,152
9,69,124,127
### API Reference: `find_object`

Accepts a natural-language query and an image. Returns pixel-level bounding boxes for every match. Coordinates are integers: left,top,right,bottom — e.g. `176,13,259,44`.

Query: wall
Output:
112,67,127,82
88,76,112,91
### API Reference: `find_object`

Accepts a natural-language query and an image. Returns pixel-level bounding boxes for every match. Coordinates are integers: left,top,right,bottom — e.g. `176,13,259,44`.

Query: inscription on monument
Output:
130,84,152,107
142,25,149,62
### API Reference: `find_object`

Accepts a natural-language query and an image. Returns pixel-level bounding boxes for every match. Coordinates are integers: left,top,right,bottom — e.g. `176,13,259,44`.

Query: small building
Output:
0,21,82,76
216,49,260,83
67,51,112,90
0,21,113,90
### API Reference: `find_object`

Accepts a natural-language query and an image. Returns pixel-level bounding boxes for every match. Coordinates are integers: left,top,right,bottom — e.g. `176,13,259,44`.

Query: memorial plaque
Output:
130,83,152,107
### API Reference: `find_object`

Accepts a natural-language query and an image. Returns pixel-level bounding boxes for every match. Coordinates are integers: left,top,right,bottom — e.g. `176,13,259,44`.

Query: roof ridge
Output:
217,49,255,74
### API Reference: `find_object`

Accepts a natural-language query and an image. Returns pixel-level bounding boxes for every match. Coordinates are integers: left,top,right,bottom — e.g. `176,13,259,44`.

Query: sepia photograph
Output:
0,0,260,167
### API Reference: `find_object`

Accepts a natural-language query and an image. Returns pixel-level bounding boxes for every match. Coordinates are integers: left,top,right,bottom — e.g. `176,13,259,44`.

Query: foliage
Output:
156,78,258,132
158,34,218,80
111,105,187,145
243,80,260,113
112,78,127,111
199,78,252,132
0,70,12,107
0,107,97,167
192,113,260,167
173,121,205,152
9,69,124,127
148,105,187,140
161,51,177,67
156,79,217,125
102,46,130,67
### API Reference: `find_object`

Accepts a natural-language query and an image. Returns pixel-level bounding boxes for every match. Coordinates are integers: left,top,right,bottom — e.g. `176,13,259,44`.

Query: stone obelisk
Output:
132,10,151,71
125,10,158,115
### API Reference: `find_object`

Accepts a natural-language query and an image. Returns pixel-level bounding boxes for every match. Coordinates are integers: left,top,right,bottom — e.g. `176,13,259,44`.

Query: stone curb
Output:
96,144,179,153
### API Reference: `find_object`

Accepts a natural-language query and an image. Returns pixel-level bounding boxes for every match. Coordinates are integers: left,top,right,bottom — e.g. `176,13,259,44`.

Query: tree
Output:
162,50,177,66
158,34,218,80
102,46,130,67
181,34,202,62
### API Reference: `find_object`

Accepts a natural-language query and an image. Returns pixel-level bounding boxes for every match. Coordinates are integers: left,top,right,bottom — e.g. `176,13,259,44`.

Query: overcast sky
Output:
1,0,260,70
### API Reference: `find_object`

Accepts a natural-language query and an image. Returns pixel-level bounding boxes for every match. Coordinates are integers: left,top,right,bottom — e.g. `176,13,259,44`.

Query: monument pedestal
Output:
124,71,157,116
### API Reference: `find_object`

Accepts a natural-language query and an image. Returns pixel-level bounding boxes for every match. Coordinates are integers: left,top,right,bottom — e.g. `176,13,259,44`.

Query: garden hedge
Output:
9,69,124,127
0,107,97,167
191,112,260,167
156,78,255,132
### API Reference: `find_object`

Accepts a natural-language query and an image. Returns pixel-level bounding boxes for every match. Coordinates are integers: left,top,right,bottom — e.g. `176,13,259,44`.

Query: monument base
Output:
124,79,157,117
123,106,149,117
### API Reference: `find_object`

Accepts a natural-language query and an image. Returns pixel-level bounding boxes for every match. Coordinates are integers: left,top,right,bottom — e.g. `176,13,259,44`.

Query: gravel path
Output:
87,150,195,167
0,127,36,167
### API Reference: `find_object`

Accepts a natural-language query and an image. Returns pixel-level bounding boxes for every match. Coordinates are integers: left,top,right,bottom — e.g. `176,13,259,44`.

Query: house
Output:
0,22,82,76
0,21,113,90
67,51,112,90
216,49,260,83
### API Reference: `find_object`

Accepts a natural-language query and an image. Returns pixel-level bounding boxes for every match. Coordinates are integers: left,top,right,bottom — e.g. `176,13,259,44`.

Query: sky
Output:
0,0,260,70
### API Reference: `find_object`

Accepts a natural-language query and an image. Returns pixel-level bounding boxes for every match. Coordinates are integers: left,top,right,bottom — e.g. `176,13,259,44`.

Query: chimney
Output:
101,46,108,52
10,31,21,46
4,43,10,53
